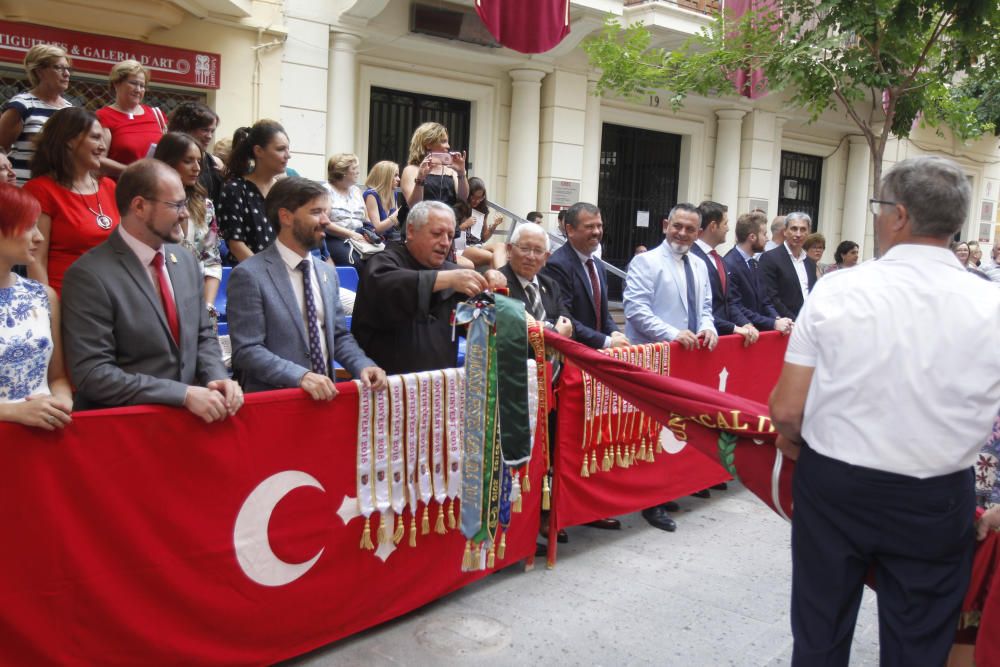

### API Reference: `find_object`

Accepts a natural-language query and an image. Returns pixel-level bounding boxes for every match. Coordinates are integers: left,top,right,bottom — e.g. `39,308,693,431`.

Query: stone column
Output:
769,116,788,218
712,109,747,219
580,76,602,204
507,68,546,217
326,32,361,155
842,135,871,256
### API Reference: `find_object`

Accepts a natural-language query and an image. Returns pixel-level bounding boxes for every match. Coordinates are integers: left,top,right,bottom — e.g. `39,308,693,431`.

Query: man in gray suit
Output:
62,159,243,421
227,177,386,400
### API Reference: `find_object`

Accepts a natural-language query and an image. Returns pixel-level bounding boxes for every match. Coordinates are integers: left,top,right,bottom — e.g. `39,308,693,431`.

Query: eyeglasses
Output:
49,65,72,74
124,79,146,89
511,244,547,257
151,198,189,214
868,199,896,216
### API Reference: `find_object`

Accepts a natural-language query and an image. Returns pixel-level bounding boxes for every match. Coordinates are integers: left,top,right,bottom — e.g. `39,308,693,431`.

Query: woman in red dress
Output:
23,107,118,294
96,60,167,178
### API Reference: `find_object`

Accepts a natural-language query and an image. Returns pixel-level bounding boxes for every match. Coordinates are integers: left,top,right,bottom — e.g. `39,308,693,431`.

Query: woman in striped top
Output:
0,44,74,185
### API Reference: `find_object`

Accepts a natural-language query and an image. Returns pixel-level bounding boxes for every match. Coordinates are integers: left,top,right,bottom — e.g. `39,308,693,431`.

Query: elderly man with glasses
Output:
500,223,573,337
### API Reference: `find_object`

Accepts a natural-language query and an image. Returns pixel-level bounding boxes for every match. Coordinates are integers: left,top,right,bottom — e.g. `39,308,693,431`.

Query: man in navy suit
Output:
227,177,386,399
757,212,817,319
501,223,573,337
689,201,758,347
541,202,629,350
724,212,794,334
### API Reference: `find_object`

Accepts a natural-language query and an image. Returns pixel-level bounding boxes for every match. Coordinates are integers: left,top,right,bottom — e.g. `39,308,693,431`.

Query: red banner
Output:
0,385,541,665
0,20,220,89
552,332,788,529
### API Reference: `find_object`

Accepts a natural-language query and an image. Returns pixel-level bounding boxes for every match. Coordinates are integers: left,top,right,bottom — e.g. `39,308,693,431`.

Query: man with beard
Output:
758,212,817,319
351,200,507,375
61,159,243,420
227,177,386,397
724,211,794,334
624,203,718,351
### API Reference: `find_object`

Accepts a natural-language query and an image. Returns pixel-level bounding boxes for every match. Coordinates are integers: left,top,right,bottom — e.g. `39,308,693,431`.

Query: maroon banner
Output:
551,332,789,531
0,384,541,665
0,20,220,89
475,0,570,54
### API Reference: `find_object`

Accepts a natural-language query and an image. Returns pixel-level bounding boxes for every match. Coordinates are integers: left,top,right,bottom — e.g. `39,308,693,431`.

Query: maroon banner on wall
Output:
0,20,221,89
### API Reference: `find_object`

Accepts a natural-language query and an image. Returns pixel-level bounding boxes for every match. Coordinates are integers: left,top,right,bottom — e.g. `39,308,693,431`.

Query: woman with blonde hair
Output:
153,132,222,311
362,160,402,242
400,121,468,209
96,59,167,178
0,43,74,184
324,152,377,265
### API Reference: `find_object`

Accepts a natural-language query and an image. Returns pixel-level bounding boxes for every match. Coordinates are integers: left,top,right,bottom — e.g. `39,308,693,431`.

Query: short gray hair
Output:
407,200,455,231
770,216,786,234
880,156,970,239
508,222,550,251
785,212,811,229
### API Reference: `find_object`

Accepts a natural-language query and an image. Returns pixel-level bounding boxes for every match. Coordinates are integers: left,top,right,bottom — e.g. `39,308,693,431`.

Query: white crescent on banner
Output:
233,470,325,587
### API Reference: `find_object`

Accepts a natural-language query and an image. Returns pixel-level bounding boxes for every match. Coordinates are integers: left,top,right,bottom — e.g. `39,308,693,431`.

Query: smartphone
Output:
428,152,453,165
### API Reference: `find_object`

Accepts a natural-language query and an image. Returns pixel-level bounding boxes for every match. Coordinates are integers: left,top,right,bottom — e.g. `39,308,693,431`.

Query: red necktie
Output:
586,258,602,326
710,249,727,293
151,252,180,345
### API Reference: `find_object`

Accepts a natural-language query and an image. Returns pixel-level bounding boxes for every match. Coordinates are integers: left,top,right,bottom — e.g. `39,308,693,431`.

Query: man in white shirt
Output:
227,177,386,399
770,156,1000,666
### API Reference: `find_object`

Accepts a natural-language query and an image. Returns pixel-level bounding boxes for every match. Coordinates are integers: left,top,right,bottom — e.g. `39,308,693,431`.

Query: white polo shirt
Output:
785,243,1000,478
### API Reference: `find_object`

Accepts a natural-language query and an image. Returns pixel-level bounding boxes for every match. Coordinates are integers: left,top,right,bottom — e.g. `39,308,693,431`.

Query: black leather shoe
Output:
585,518,622,530
641,507,677,532
711,482,728,491
690,489,711,499
540,525,569,543
661,500,680,512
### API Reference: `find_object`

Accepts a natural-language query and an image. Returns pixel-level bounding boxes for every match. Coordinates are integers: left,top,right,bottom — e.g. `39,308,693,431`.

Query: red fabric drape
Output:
475,0,570,54
0,386,541,665
547,332,794,523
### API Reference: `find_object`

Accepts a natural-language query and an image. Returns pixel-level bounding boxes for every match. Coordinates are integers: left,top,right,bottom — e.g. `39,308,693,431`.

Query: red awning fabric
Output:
475,0,570,54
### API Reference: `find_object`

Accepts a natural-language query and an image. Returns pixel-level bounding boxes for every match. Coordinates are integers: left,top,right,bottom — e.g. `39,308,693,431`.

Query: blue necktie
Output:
748,258,760,301
297,260,327,376
682,254,698,332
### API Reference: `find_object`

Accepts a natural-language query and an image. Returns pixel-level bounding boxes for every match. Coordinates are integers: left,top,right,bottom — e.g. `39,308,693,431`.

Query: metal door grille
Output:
367,87,471,173
598,122,682,298
777,151,822,230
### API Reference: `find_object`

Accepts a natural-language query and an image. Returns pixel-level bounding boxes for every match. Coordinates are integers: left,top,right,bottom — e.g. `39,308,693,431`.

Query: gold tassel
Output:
513,494,522,513
435,503,446,534
498,533,506,560
589,450,598,474
542,475,551,510
648,445,656,462
409,514,418,547
522,473,531,493
602,448,612,472
393,513,405,545
580,458,590,477
655,434,664,453
616,443,626,468
421,505,430,535
377,514,390,546
461,540,473,571
360,516,375,551
638,442,647,462
486,543,496,569
447,498,457,530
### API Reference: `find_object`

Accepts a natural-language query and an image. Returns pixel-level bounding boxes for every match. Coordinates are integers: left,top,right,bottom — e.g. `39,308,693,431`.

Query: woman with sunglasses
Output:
0,44,74,185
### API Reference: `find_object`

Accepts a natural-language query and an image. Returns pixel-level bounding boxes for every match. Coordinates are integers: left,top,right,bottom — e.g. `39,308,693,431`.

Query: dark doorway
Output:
598,122,682,298
367,87,471,174
777,151,822,230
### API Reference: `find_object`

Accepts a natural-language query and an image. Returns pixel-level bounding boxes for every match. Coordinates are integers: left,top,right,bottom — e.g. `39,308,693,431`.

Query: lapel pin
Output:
322,274,328,283
169,253,178,264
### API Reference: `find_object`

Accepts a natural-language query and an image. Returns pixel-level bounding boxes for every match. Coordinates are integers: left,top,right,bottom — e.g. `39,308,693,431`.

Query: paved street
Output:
284,482,880,666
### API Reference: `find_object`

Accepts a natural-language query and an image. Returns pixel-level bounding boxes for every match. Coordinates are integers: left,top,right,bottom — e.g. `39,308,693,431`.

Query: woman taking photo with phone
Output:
401,122,468,208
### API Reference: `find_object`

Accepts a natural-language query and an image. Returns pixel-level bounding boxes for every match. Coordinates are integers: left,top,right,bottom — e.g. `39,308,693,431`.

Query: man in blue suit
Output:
689,201,758,347
227,177,386,399
623,204,718,351
541,202,628,350
723,211,794,334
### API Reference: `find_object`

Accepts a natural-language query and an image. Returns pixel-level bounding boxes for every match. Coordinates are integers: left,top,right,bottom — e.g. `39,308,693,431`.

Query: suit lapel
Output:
163,246,190,347
568,247,599,320
110,230,174,346
264,249,309,346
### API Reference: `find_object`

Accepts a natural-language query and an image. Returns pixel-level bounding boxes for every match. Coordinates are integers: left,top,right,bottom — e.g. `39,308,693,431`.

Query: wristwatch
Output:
414,178,425,185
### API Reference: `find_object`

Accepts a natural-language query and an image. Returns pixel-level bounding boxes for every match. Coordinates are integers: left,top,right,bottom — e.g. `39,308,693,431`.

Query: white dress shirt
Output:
785,241,809,302
275,239,329,365
572,246,611,348
785,243,1000,478
118,225,174,301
